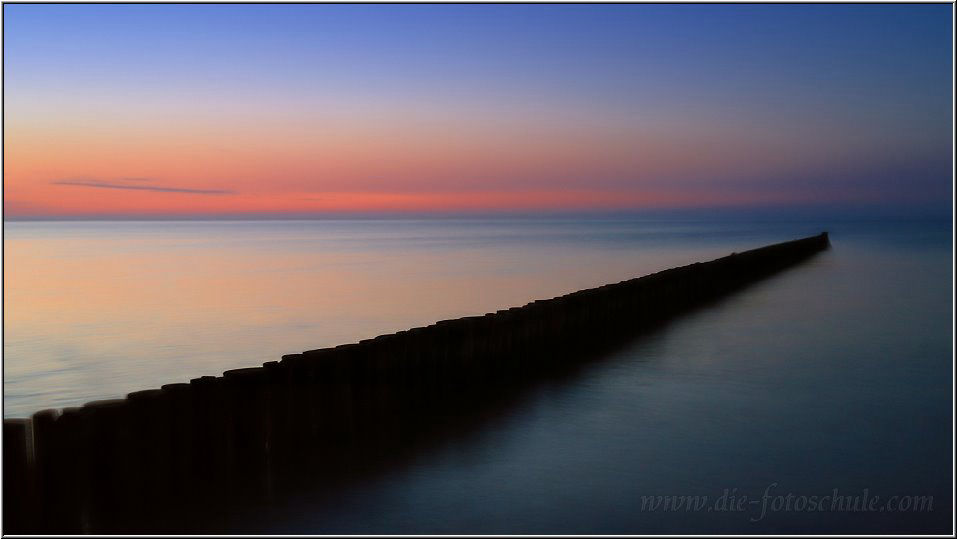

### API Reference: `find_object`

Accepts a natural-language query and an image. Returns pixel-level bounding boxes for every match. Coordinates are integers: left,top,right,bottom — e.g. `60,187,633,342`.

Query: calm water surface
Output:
3,217,952,533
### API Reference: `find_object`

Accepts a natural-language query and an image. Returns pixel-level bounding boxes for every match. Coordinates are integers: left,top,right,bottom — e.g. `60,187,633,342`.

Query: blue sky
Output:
3,4,953,217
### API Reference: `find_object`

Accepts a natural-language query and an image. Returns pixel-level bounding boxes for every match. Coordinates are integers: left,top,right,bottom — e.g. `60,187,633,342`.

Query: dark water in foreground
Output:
3,217,953,533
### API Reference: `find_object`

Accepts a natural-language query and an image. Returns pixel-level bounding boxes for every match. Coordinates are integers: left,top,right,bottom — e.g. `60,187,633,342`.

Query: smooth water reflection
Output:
5,218,831,417
2,217,952,533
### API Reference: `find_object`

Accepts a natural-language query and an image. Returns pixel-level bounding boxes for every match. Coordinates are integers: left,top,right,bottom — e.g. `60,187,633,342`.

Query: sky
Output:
2,4,953,218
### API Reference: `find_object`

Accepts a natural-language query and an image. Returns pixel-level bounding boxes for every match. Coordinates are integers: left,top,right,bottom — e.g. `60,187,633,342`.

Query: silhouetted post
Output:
80,399,132,531
30,409,58,532
189,375,227,494
126,389,170,513
3,418,36,533
160,382,195,500
223,367,271,496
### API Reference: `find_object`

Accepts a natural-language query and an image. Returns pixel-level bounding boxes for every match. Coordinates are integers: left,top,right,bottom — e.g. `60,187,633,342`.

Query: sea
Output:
2,215,952,533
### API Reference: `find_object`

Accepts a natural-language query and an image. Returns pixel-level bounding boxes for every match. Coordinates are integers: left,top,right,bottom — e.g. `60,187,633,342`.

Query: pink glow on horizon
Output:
2,106,871,217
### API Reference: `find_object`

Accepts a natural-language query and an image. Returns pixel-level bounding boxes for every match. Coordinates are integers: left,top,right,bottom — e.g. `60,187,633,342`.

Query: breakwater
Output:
4,232,830,533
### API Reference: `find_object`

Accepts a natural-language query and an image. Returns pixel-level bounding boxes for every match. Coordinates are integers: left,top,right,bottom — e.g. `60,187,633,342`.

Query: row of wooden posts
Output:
3,232,830,533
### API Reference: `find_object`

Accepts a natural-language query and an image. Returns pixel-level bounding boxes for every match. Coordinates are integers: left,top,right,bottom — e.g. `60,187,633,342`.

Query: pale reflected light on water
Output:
4,218,793,417
2,217,952,533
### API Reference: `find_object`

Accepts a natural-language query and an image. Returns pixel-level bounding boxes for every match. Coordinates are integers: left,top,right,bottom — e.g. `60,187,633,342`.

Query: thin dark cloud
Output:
52,179,235,195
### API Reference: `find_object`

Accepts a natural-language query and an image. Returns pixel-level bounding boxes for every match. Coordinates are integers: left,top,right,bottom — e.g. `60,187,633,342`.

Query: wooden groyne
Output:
3,233,829,533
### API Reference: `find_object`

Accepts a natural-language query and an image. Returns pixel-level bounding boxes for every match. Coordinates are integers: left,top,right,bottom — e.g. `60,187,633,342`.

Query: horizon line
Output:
3,205,951,223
